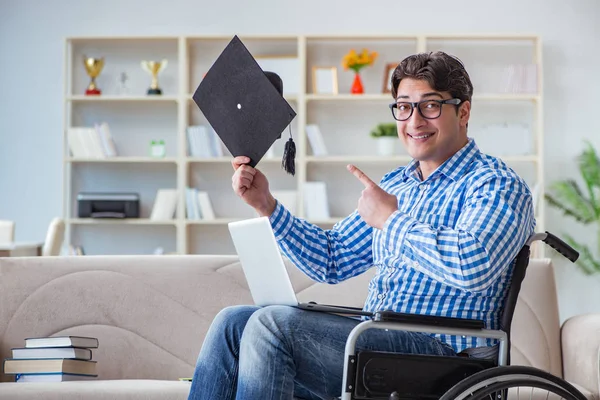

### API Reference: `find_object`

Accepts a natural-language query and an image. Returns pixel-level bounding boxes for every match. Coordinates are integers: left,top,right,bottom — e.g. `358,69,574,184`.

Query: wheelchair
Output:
337,232,586,400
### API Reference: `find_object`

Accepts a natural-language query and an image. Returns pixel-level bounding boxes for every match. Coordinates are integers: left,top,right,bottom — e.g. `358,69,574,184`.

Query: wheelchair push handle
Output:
543,232,579,262
529,231,579,262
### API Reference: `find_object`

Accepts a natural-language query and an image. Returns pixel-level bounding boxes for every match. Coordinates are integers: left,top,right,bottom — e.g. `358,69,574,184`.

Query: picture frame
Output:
255,55,301,96
312,66,339,95
382,62,399,94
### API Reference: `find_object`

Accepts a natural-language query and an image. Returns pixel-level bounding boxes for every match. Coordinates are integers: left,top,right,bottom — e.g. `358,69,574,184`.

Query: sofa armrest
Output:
561,313,600,396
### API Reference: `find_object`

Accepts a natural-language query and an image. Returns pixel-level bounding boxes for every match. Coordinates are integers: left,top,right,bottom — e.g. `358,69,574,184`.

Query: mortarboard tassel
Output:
282,124,296,176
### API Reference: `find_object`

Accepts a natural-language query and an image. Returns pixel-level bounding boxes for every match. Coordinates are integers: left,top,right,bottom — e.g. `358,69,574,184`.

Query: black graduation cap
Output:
192,35,297,175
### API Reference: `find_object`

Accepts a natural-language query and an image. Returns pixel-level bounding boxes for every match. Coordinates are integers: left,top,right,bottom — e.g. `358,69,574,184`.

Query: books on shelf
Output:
150,189,178,220
4,335,99,383
68,122,117,158
185,187,216,220
67,245,85,256
264,144,276,159
187,125,224,158
472,123,533,156
303,182,330,220
500,64,537,94
197,191,215,220
531,182,541,215
271,190,298,214
305,124,328,156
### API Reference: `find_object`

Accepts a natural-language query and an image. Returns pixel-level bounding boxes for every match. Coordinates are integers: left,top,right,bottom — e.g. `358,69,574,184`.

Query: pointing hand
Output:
348,164,398,229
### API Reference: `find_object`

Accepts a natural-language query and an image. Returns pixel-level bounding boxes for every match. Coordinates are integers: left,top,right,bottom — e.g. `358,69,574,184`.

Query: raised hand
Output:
232,156,276,217
347,164,398,230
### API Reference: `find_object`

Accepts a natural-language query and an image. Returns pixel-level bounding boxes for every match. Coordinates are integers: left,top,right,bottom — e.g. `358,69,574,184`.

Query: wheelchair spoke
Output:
439,366,586,400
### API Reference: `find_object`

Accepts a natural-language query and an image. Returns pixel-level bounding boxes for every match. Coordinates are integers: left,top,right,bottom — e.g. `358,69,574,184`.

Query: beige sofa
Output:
0,255,598,399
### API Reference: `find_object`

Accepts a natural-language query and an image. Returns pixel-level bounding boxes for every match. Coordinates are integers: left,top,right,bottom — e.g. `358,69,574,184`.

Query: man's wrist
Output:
257,195,277,217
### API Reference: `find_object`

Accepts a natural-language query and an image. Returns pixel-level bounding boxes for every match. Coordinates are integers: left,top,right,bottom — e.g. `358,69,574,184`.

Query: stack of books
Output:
186,125,224,158
185,187,215,221
68,123,118,158
3,335,99,382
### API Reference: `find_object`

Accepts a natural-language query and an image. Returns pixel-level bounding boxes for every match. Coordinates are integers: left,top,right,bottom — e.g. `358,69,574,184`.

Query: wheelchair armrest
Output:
373,310,485,329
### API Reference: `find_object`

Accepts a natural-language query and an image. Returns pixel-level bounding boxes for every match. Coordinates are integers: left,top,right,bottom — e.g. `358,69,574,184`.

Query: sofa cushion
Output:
510,258,563,377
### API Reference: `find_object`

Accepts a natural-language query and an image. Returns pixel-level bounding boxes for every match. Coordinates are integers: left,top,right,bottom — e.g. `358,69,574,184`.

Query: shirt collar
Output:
402,138,480,183
402,159,421,182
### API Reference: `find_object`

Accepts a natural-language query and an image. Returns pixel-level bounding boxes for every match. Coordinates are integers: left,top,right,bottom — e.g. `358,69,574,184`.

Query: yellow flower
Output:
342,48,378,73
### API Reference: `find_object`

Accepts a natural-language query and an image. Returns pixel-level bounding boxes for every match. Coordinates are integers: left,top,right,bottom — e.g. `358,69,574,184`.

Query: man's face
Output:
395,78,470,167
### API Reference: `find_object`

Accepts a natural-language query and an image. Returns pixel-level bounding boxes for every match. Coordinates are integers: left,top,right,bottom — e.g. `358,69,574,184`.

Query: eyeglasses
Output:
389,98,462,121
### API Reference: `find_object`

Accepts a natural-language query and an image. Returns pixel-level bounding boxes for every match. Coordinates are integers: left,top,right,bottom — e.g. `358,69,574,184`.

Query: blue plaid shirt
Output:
269,138,535,352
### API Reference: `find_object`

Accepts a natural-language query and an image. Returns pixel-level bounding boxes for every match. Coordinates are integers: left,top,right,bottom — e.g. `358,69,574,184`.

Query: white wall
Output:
1,0,599,322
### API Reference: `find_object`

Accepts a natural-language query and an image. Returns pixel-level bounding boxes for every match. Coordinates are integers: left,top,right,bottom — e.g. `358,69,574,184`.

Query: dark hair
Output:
391,51,473,103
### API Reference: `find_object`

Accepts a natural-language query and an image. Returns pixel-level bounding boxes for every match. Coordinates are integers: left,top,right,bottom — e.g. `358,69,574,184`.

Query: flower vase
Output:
376,137,397,156
351,72,364,94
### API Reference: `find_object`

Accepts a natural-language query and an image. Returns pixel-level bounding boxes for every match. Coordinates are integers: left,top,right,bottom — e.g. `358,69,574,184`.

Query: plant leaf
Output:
545,180,595,224
561,233,600,275
578,141,600,218
578,141,600,190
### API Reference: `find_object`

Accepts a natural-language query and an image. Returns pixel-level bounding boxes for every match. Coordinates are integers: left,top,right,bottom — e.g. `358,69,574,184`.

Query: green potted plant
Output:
545,140,600,274
370,123,398,156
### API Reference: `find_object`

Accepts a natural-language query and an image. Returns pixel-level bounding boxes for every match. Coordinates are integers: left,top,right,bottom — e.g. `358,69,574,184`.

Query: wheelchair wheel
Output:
439,365,587,400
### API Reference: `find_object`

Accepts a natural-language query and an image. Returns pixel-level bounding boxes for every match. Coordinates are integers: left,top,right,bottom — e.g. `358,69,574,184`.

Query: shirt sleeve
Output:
269,201,374,283
381,173,535,292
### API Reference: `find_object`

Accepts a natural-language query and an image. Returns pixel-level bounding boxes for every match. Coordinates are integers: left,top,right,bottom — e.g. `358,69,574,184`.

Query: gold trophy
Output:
83,56,105,95
141,59,168,95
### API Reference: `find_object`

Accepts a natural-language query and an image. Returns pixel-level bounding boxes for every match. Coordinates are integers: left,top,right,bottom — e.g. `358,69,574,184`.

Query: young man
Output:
187,52,535,400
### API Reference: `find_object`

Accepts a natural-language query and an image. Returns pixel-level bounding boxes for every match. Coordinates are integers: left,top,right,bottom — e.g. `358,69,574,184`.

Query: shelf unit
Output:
63,34,543,255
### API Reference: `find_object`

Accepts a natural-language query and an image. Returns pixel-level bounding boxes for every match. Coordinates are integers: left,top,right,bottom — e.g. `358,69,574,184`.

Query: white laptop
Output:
228,217,371,316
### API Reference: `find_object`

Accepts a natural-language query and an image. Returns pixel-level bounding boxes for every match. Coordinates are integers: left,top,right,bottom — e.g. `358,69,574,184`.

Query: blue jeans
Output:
187,305,456,400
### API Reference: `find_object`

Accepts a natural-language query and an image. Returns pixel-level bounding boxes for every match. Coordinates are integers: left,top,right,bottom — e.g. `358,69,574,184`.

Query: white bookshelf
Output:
63,34,544,256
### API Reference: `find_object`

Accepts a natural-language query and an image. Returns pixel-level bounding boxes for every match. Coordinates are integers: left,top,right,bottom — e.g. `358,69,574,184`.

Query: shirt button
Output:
377,294,385,300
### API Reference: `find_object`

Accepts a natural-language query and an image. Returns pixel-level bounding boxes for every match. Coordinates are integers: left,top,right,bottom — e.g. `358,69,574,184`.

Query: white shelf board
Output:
425,34,538,41
187,157,281,164
186,94,298,102
309,218,343,225
473,94,540,101
499,155,539,162
306,94,391,101
305,34,419,40
306,94,539,102
67,157,177,163
186,218,241,225
67,95,179,102
186,218,343,226
306,155,537,164
186,34,299,41
68,218,177,226
306,155,412,164
67,35,181,41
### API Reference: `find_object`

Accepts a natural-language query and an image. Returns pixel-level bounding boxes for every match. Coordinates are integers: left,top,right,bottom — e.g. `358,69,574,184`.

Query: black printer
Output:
77,192,140,219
